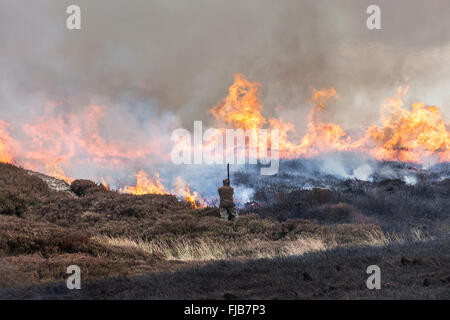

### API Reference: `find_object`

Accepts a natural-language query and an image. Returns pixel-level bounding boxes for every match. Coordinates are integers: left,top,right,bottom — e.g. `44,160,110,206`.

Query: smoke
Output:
1,0,450,201
2,1,450,123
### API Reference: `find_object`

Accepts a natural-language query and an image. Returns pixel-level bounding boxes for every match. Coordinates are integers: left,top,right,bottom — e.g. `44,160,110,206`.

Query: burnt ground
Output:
0,162,448,299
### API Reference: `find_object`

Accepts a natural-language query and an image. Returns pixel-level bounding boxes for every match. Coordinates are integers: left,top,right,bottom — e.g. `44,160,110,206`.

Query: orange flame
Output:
0,74,449,191
293,87,353,157
100,178,110,190
120,172,206,208
211,74,266,130
82,106,155,163
174,177,207,209
2,103,167,183
210,74,271,158
210,74,450,163
0,121,15,164
120,170,168,195
210,75,352,158
21,113,78,182
366,87,450,163
44,159,73,184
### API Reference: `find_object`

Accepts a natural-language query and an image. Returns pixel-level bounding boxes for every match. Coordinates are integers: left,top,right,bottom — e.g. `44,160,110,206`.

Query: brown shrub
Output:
308,188,333,204
274,188,334,207
0,190,28,216
70,179,106,196
303,203,372,224
0,253,146,287
0,216,90,257
0,163,49,216
378,179,405,192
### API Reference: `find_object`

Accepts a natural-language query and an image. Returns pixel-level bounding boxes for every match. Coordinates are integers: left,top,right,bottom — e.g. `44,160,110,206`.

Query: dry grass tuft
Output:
93,235,333,261
92,230,432,261
94,228,429,262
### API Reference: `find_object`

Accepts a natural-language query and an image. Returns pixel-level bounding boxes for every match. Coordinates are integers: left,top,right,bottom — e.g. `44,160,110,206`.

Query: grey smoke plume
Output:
0,0,449,199
1,0,450,122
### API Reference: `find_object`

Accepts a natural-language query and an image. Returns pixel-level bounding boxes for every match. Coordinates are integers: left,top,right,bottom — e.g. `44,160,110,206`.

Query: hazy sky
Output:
1,0,449,132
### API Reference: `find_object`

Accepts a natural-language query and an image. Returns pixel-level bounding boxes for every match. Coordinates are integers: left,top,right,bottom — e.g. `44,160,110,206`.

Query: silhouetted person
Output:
218,178,237,220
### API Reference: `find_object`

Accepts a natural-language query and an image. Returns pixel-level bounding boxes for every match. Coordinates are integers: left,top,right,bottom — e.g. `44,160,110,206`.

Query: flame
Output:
211,73,266,130
0,120,15,164
120,170,168,195
173,177,207,209
0,103,168,182
82,106,156,163
44,159,73,184
120,172,206,208
366,87,450,163
210,74,450,163
210,75,352,158
100,178,110,190
293,87,353,157
0,73,449,194
210,74,272,157
18,112,78,182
